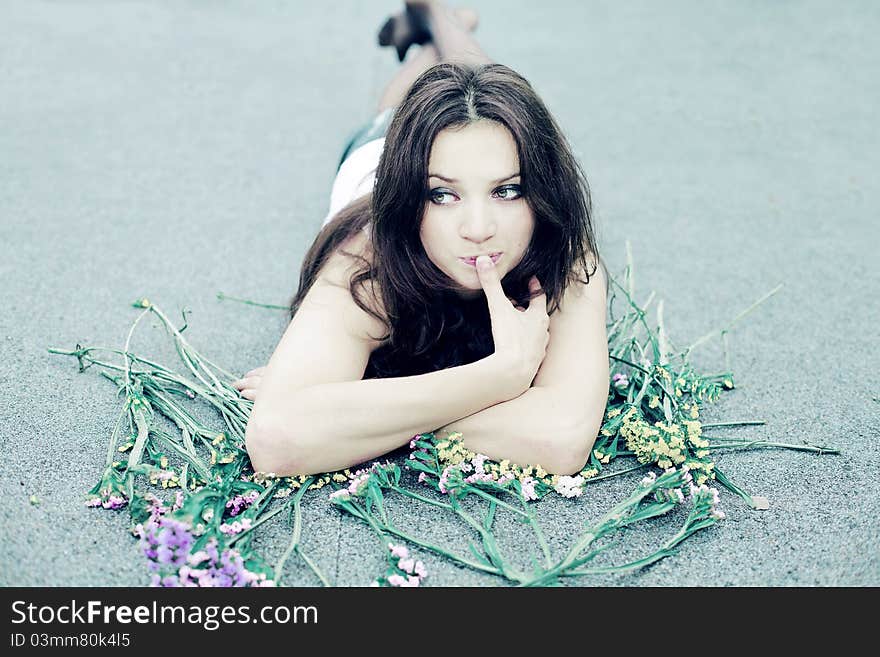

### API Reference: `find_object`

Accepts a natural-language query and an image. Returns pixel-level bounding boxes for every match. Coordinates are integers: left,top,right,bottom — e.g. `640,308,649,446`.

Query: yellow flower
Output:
658,458,672,469
649,396,660,409
593,449,604,460
723,379,734,389
600,454,610,464
600,429,613,437
689,406,699,419
606,408,621,419
212,433,226,446
535,466,547,479
332,473,347,482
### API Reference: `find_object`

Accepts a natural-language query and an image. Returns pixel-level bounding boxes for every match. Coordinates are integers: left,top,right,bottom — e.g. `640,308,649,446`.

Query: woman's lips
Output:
460,253,503,267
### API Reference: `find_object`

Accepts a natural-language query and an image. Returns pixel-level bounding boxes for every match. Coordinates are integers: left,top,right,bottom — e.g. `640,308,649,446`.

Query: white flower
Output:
554,475,585,498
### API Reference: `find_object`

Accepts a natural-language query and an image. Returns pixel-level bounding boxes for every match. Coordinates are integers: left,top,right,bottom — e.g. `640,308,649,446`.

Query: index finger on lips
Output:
475,255,507,310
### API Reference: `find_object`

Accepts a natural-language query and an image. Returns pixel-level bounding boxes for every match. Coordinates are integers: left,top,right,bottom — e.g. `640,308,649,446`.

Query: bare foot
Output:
379,4,478,60
454,7,479,32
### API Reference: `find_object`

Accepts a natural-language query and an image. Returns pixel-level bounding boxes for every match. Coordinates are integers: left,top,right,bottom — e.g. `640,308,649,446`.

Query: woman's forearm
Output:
437,386,593,476
246,354,510,476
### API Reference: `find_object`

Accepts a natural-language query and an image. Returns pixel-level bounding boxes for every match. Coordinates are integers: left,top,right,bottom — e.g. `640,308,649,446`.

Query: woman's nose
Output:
459,201,496,240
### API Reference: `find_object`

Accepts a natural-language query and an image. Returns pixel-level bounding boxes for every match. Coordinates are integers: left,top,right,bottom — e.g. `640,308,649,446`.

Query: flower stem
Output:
707,439,839,455
681,283,783,360
583,461,651,484
701,420,766,429
274,478,330,586
216,291,288,311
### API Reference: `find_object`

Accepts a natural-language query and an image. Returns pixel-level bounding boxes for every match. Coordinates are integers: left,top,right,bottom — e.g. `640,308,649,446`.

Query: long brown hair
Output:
290,62,604,379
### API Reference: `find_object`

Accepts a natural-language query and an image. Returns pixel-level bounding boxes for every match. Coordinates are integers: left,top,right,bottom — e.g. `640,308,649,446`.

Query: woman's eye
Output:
494,185,522,200
428,185,521,204
429,189,456,204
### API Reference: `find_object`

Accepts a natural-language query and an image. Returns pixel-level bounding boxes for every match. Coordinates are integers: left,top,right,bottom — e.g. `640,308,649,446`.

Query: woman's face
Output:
419,120,535,300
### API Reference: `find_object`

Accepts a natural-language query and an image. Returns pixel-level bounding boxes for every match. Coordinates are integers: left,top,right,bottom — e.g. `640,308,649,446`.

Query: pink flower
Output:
398,558,415,574
413,561,427,578
388,544,409,559
387,574,407,587
406,575,421,587
520,477,538,501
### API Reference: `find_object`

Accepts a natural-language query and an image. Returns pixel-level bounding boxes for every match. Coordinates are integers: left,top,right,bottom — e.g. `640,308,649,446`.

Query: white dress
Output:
321,137,385,234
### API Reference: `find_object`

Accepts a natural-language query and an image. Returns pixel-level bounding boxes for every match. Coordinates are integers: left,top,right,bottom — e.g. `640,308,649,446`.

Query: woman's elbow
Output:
545,421,600,476
245,415,312,477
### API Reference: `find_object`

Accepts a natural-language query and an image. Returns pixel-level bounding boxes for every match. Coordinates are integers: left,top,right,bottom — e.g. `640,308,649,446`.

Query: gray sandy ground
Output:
1,0,877,587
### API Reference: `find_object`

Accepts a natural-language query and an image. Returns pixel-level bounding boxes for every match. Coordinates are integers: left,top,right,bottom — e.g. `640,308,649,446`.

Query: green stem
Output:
105,404,128,468
701,420,766,429
216,291,288,311
583,461,651,484
454,504,527,583
468,487,530,520
342,496,506,576
681,283,783,360
122,309,151,391
226,504,286,547
520,495,553,569
275,478,331,586
392,486,455,511
707,439,839,455
151,429,211,481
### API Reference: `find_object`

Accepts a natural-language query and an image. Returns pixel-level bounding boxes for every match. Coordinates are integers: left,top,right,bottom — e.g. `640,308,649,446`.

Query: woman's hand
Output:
231,366,266,401
475,254,550,400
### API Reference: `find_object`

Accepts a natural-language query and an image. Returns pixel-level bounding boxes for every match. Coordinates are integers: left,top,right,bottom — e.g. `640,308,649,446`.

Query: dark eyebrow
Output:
428,172,521,184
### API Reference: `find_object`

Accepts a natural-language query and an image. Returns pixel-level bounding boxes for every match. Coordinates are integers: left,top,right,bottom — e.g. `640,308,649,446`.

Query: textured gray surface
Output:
1,0,877,587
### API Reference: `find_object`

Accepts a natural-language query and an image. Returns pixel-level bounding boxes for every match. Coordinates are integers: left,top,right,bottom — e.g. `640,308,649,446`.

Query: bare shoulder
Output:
311,230,389,347
558,256,607,308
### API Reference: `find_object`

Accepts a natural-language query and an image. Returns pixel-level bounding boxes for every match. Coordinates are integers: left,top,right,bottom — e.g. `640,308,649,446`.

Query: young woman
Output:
235,1,610,477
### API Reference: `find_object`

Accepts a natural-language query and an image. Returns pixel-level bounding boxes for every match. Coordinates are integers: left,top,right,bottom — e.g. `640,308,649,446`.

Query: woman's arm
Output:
244,267,516,476
438,264,610,475
435,386,589,475
249,353,511,476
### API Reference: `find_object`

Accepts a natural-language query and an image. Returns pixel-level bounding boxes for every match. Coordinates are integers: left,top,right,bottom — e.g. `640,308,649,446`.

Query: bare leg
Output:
377,5,482,113
409,1,492,66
